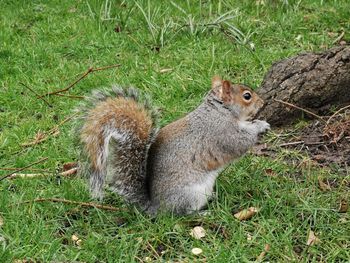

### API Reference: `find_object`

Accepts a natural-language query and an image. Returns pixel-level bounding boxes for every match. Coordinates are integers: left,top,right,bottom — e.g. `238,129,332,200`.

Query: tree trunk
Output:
256,46,350,126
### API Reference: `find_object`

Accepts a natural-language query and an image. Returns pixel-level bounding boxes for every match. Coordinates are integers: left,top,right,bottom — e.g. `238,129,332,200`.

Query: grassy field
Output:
0,0,349,262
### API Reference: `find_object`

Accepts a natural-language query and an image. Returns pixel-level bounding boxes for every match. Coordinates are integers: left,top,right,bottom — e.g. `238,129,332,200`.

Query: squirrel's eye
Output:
243,92,252,101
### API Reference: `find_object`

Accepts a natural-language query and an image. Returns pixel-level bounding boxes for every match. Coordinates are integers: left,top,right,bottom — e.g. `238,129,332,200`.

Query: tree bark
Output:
256,46,350,126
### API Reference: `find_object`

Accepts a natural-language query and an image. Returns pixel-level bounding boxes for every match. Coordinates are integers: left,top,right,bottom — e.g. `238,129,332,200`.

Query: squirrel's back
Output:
75,87,158,207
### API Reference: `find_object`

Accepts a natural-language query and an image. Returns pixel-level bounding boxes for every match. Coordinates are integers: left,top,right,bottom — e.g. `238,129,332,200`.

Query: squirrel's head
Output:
210,75,264,120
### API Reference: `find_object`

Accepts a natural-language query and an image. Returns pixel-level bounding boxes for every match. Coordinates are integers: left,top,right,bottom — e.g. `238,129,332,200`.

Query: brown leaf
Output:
306,230,320,246
318,176,331,191
62,162,78,171
339,199,348,213
0,216,3,227
234,207,259,221
264,168,277,177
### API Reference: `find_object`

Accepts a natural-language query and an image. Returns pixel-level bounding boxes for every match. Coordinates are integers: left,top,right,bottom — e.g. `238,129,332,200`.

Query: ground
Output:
0,0,349,262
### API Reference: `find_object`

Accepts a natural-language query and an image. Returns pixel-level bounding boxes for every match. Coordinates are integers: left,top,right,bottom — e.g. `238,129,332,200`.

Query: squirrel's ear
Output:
221,80,233,103
211,75,222,89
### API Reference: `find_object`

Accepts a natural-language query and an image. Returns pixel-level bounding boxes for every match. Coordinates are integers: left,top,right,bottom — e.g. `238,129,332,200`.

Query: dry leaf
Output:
339,199,348,213
234,207,259,221
71,234,82,246
318,176,331,191
306,230,320,246
190,226,206,240
264,168,277,177
0,216,3,227
191,247,203,255
62,162,78,171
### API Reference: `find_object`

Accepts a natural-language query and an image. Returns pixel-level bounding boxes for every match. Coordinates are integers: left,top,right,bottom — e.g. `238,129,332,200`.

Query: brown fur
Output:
202,151,232,171
81,97,153,169
152,117,188,146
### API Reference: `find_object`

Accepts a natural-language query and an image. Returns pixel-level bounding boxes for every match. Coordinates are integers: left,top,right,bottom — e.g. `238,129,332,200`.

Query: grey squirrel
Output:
75,76,270,215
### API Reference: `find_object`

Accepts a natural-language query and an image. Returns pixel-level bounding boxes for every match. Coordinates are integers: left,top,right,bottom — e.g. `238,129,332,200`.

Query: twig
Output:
326,104,350,125
0,167,49,172
146,241,161,259
0,157,48,182
332,31,345,45
7,167,78,179
278,141,304,147
42,67,93,97
56,112,79,127
22,198,120,212
7,173,46,179
278,141,325,147
21,128,59,147
274,99,327,123
40,64,121,97
21,113,78,147
20,82,53,107
60,167,79,176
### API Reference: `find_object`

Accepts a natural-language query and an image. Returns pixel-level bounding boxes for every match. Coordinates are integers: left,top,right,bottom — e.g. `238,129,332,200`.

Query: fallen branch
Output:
22,198,121,212
0,157,48,182
274,99,326,123
41,64,121,97
20,82,53,107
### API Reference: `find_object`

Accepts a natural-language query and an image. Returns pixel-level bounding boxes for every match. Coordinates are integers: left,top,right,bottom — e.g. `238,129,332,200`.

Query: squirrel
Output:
75,76,270,215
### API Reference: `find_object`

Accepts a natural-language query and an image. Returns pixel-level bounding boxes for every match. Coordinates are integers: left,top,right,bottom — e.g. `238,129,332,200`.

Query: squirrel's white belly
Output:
189,170,220,210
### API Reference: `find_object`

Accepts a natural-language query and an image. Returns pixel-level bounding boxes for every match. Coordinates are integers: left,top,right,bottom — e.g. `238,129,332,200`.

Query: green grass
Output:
1,0,349,262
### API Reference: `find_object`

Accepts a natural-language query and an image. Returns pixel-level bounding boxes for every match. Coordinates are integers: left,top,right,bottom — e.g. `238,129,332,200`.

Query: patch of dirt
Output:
254,110,350,172
299,116,350,168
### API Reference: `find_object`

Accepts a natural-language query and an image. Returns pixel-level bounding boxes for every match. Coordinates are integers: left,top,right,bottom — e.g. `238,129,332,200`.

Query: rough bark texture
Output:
256,46,350,126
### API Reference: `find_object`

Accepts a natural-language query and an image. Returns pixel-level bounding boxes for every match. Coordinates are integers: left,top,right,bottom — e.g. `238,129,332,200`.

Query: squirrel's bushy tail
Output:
75,87,158,208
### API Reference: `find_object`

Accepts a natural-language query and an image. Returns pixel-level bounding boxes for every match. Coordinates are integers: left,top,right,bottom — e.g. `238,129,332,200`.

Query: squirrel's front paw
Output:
253,120,270,134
